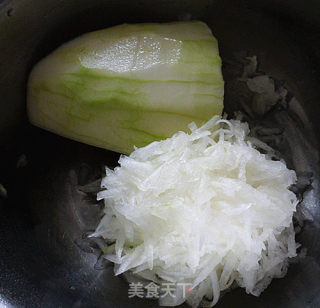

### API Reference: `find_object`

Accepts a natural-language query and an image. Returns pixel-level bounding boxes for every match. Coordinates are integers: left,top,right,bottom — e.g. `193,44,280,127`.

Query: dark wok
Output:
0,0,319,307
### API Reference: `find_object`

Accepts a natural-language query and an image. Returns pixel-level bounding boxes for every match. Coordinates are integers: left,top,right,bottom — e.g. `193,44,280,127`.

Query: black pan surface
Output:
0,1,319,307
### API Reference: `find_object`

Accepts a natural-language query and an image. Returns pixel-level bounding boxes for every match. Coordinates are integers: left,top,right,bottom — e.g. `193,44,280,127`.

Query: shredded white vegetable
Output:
93,116,298,307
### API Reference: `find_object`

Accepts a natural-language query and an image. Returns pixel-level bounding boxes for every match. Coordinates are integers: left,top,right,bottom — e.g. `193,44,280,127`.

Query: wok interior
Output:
0,0,319,307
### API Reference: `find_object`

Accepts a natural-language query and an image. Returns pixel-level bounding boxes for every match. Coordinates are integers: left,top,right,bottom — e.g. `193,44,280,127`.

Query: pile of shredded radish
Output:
92,116,298,307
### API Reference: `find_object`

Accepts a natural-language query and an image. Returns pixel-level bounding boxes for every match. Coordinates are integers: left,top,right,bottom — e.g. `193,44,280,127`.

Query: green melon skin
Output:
27,21,224,154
